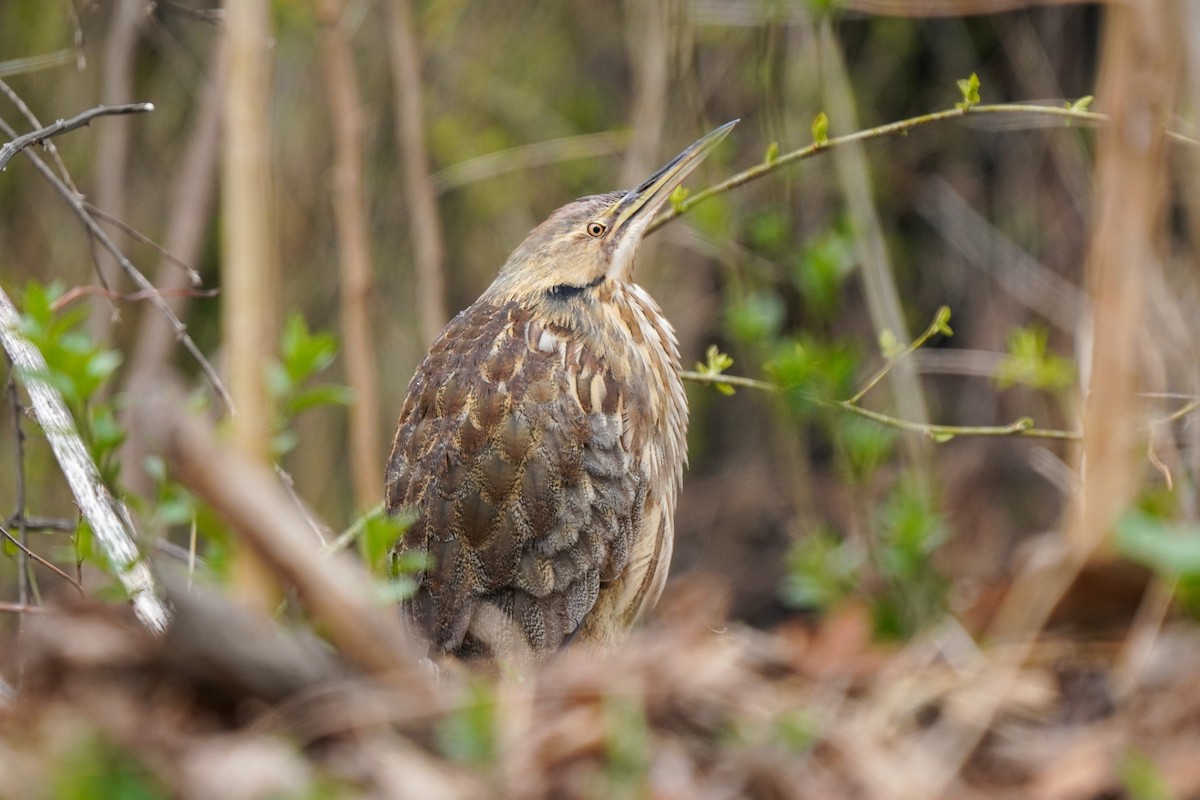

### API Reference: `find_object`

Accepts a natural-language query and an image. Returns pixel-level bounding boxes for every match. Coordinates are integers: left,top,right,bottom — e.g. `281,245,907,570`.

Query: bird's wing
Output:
385,300,645,656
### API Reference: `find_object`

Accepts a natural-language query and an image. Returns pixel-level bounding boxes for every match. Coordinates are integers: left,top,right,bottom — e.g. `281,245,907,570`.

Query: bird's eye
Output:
586,221,606,237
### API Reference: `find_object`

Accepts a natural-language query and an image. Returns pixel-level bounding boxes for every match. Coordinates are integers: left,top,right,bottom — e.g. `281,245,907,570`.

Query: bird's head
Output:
485,121,737,307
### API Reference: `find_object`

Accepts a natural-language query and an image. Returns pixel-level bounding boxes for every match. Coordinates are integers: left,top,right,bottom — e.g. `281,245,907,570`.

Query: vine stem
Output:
650,102,1198,233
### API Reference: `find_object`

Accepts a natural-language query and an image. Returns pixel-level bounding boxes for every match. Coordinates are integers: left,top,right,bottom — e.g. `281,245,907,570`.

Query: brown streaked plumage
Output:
385,122,737,660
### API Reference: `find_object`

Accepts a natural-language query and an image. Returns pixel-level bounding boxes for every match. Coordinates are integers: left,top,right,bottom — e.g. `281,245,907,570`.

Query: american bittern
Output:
385,121,737,660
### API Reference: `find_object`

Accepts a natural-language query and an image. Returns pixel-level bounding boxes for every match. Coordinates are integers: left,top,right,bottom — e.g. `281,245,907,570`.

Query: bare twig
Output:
0,522,85,596
319,0,384,509
83,202,204,286
223,0,278,608
0,285,168,632
6,361,30,607
51,286,218,311
916,5,1184,797
385,0,448,346
0,78,82,193
0,602,50,615
0,117,234,415
120,34,226,499
5,515,76,532
0,101,153,172
89,0,145,340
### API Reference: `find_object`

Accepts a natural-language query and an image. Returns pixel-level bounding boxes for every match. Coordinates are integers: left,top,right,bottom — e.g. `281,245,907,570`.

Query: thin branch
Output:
680,370,1081,440
4,515,76,532
649,102,1199,233
0,523,85,596
385,0,448,346
0,115,234,415
82,202,204,286
0,284,169,632
320,0,384,509
0,102,153,172
679,369,779,393
6,360,29,606
0,78,82,193
847,309,949,405
0,602,50,615
51,285,218,311
827,399,1080,442
324,502,386,555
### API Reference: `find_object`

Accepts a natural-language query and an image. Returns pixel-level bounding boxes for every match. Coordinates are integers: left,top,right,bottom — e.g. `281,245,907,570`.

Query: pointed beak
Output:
606,120,738,266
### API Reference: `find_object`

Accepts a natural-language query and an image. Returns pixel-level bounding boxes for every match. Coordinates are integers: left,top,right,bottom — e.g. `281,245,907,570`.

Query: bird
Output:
385,121,737,661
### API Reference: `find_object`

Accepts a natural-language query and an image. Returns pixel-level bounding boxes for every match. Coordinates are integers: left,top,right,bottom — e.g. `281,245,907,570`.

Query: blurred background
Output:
0,0,1194,651
8,2,1200,797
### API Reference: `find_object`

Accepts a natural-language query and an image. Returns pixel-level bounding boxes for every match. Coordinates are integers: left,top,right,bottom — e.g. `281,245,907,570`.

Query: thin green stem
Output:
650,102,1199,233
325,502,385,556
679,369,778,393
824,399,1080,442
847,310,948,405
680,369,1080,441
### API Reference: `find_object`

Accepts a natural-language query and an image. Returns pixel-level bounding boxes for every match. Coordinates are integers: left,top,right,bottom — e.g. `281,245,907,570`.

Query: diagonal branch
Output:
0,101,152,172
0,114,234,415
0,285,169,632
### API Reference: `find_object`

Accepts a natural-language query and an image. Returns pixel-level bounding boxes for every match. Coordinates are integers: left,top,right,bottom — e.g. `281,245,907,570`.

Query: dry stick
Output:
83,202,203,286
0,522,84,595
223,0,278,610
919,6,1183,797
0,602,49,615
52,286,218,311
0,286,168,632
89,0,144,342
134,379,427,682
120,35,226,500
0,120,234,415
0,79,83,193
5,365,30,607
385,0,448,347
319,1,384,509
0,101,153,172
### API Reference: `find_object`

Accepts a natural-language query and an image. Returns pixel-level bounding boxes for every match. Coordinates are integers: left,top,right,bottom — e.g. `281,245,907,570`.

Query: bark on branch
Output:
0,285,169,633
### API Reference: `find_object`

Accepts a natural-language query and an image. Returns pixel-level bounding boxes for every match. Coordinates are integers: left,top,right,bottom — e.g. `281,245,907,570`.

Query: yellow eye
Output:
586,221,606,237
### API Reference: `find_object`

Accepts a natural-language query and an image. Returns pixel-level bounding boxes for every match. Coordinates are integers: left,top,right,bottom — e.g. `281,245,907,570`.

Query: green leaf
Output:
932,431,955,443
933,305,953,336
811,111,830,145
955,72,981,111
356,510,417,574
668,185,690,212
1119,749,1174,800
780,528,861,610
437,680,497,766
793,223,854,320
993,325,1075,392
1067,95,1094,113
694,345,736,396
764,141,779,164
284,383,356,416
1115,510,1200,576
726,291,785,343
878,329,903,360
